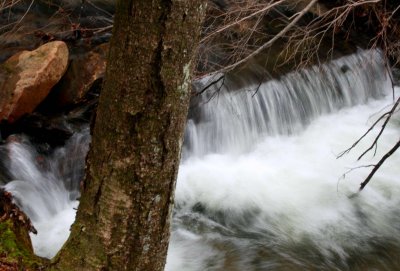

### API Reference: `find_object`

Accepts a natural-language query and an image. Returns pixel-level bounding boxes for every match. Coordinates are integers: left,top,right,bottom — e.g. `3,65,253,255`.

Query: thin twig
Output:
359,139,400,191
207,0,319,76
337,97,400,158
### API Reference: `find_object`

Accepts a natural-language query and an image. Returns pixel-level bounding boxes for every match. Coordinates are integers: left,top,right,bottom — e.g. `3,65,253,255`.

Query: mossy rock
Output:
0,190,47,270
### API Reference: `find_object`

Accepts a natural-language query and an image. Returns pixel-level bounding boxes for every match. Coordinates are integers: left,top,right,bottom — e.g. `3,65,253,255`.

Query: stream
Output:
1,50,400,270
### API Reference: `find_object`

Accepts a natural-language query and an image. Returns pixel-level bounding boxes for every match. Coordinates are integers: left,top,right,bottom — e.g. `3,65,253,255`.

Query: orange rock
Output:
0,41,69,123
53,43,108,107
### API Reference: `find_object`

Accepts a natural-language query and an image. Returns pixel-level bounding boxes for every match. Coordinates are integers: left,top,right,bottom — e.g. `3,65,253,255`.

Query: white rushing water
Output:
171,50,400,270
1,128,89,258
169,91,400,271
1,50,399,270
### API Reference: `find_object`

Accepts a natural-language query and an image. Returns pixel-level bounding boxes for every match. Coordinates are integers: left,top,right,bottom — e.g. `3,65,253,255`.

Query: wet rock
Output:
0,188,45,269
0,41,69,123
392,67,400,86
0,98,97,152
0,147,10,184
50,43,108,108
0,113,73,151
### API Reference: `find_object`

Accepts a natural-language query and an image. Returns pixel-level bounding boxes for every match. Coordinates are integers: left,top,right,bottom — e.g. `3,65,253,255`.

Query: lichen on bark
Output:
52,0,205,270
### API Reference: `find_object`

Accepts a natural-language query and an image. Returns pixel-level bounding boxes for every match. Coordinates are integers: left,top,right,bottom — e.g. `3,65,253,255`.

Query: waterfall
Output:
1,127,90,258
184,50,390,157
1,50,400,270
170,50,400,270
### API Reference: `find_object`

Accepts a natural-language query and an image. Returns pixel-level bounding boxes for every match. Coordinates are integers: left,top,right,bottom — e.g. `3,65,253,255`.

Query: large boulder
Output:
51,43,108,108
0,41,69,123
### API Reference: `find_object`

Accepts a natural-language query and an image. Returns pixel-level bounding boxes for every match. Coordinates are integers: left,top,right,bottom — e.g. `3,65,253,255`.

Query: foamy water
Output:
1,50,399,270
1,128,89,258
168,93,400,270
167,50,400,270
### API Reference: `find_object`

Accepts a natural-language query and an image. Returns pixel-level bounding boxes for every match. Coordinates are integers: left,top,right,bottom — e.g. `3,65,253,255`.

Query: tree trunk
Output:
53,1,205,270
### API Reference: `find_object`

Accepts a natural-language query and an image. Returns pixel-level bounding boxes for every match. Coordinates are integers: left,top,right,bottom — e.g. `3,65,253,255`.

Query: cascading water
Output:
184,50,389,157
0,126,90,258
171,50,400,270
1,50,399,270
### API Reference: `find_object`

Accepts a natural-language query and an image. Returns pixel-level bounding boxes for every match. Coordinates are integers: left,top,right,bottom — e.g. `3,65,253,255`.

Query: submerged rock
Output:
0,41,69,123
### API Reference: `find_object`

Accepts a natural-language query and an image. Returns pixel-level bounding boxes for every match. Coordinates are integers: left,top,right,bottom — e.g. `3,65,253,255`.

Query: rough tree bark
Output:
51,0,205,270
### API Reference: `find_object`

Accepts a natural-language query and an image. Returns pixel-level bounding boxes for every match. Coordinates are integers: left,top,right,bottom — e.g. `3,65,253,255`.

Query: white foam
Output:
168,88,400,269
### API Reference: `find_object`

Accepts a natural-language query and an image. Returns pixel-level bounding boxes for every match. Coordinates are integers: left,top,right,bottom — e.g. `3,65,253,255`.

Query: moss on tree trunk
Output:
52,0,206,270
0,1,204,269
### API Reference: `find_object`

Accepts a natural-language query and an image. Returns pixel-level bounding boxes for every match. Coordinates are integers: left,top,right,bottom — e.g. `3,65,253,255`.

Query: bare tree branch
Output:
359,139,400,191
337,96,400,159
200,0,287,44
202,0,318,77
